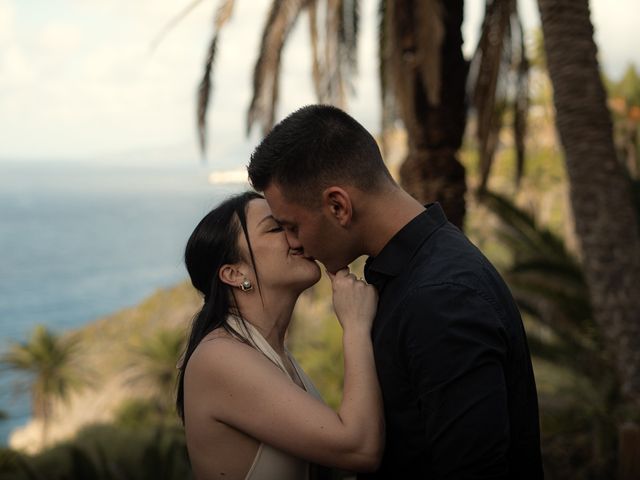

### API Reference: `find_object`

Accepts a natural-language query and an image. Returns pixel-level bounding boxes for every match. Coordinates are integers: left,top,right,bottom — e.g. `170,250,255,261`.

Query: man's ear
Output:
322,186,352,227
219,264,246,288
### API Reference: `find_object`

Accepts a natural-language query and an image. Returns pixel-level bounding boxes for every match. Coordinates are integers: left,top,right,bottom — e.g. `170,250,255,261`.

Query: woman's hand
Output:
328,268,378,332
190,267,384,473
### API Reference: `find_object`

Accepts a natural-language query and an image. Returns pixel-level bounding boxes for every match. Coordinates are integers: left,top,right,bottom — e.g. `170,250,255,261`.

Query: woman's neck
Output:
233,288,298,356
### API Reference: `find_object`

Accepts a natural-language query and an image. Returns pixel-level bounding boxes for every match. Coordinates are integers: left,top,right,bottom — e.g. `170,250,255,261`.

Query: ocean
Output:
0,160,246,444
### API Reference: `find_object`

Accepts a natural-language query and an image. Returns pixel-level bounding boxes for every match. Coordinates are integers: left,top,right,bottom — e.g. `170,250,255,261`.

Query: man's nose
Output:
285,231,303,250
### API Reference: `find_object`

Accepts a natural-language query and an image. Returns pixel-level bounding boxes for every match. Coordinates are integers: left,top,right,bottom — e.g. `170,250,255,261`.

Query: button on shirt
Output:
361,203,543,479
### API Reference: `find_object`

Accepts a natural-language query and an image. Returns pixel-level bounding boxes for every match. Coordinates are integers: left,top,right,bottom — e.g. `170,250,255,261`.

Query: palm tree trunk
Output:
33,387,49,447
388,0,468,228
537,0,640,477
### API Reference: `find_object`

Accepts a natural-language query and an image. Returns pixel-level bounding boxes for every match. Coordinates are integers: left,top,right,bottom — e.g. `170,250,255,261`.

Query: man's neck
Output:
360,187,426,258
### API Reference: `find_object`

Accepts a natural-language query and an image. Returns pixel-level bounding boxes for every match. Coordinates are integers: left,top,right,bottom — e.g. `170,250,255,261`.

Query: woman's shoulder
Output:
186,329,284,386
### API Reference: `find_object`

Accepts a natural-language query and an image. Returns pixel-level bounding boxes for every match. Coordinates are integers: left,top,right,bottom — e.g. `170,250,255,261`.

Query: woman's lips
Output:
289,249,315,261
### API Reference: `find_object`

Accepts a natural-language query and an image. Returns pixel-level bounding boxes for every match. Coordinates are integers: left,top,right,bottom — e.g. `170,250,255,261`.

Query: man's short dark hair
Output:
248,104,393,206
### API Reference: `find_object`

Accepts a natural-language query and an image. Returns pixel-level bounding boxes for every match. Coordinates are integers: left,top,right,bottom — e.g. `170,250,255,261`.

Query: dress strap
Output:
226,316,291,380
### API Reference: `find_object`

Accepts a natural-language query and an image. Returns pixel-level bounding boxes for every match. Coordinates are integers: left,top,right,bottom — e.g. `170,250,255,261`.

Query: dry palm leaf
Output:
378,0,399,155
197,0,237,155
470,0,529,191
308,0,324,99
338,0,360,96
247,0,307,135
306,0,359,106
513,13,529,185
415,0,444,106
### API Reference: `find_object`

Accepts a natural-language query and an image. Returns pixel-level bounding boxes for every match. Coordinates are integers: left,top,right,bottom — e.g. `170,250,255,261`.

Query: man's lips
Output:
290,249,315,261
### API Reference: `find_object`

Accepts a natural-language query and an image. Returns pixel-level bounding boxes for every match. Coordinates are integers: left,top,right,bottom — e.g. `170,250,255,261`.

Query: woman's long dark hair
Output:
176,191,263,421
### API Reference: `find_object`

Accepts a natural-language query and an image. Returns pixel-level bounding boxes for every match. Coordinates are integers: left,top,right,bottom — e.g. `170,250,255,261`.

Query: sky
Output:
0,0,638,167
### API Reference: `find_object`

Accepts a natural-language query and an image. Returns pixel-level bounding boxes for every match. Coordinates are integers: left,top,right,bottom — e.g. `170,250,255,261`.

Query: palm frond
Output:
308,0,323,99
377,0,400,156
196,0,236,155
510,259,587,304
338,0,359,95
126,328,186,400
479,189,600,349
383,0,419,139
325,0,345,106
197,34,218,155
469,0,510,191
302,0,361,109
479,189,573,262
415,0,444,106
507,274,593,333
470,0,529,192
526,332,609,388
247,0,307,136
512,12,529,185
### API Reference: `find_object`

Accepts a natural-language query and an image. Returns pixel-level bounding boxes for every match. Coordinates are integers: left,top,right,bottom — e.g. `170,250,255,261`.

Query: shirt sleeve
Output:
398,283,511,479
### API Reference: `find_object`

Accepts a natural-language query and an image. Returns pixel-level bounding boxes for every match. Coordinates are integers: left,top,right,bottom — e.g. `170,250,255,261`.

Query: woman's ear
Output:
322,186,353,227
219,264,245,288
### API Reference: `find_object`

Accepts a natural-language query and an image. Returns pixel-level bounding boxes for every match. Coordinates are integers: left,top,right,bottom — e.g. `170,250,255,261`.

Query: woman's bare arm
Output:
185,270,383,472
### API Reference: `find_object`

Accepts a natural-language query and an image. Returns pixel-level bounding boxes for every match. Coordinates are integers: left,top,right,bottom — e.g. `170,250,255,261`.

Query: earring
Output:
240,277,253,292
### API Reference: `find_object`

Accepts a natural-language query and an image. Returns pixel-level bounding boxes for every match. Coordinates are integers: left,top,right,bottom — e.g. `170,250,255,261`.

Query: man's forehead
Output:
264,184,297,213
266,200,297,225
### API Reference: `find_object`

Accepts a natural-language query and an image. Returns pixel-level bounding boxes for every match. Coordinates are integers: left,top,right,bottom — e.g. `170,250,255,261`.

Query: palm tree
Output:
536,0,640,477
127,328,186,415
1,325,84,446
156,0,528,228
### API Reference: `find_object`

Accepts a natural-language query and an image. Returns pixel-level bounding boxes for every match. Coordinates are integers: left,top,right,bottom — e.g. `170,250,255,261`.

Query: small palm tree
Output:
1,325,84,446
478,190,603,375
128,328,186,416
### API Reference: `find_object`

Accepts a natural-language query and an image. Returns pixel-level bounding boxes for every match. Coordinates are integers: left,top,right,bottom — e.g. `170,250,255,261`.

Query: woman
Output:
176,191,384,480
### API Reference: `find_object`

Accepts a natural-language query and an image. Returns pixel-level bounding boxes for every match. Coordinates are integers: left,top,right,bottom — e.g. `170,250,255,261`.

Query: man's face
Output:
263,183,352,273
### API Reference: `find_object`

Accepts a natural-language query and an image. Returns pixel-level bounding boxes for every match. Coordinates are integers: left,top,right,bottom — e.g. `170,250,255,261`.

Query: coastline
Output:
0,161,245,447
6,281,202,453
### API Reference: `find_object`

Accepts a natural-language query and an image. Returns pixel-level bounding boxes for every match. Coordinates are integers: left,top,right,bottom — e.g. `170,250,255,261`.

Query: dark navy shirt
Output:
361,203,543,479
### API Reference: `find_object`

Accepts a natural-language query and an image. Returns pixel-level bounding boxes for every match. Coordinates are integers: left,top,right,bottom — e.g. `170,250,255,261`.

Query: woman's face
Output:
239,198,321,293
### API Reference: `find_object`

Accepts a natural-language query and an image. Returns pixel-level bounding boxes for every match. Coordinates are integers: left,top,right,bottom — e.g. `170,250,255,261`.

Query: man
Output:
248,105,544,479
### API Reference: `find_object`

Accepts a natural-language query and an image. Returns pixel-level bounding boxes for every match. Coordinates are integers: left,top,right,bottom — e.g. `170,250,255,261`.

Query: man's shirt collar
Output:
364,203,448,288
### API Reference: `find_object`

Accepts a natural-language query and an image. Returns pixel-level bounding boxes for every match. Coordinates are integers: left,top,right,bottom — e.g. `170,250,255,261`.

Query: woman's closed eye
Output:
268,225,284,233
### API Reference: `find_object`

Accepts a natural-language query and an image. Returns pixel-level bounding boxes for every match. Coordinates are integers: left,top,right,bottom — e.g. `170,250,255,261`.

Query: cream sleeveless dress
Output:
226,316,325,480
